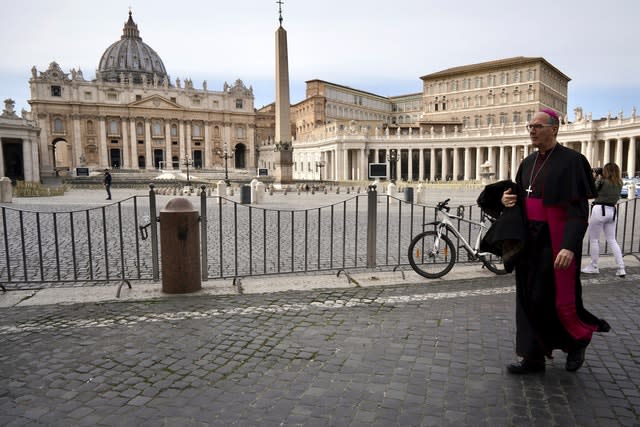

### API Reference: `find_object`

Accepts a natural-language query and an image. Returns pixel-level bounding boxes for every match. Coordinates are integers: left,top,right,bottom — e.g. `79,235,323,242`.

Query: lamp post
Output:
216,147,234,185
387,149,398,183
315,159,326,183
182,154,193,186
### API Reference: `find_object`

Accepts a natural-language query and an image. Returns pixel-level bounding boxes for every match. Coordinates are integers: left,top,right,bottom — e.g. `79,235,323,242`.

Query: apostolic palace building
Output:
1,11,638,185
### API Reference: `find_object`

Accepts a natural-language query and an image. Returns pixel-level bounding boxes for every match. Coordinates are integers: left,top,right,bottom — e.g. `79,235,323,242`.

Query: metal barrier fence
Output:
0,186,638,290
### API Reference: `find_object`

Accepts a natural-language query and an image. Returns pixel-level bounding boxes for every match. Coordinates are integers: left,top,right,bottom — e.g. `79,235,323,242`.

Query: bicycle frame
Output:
427,208,493,261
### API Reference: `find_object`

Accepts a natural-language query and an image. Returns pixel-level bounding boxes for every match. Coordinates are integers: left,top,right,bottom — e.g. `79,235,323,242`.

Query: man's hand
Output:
502,188,517,208
554,249,574,269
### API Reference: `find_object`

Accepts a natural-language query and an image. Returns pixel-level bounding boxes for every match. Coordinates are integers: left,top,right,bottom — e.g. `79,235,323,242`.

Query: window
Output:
512,112,521,124
136,95,142,101
136,122,144,136
171,124,178,137
152,120,163,137
236,127,245,138
111,139,119,144
87,120,94,134
53,118,64,133
475,77,482,88
514,70,521,82
51,85,61,97
499,114,507,125
107,92,118,101
487,115,494,126
527,69,536,81
170,97,177,103
475,116,482,128
235,99,243,109
109,119,119,135
500,73,508,85
138,140,144,145
192,123,202,138
84,91,92,100
192,98,201,106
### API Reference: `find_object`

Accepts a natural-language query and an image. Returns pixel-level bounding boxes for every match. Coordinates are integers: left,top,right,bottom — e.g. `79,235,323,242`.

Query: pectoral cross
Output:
525,185,533,197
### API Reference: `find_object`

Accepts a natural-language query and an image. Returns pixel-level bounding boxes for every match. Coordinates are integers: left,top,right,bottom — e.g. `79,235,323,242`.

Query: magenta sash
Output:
525,198,597,341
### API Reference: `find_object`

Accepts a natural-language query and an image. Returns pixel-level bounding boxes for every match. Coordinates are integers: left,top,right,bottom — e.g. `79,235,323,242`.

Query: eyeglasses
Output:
526,124,554,131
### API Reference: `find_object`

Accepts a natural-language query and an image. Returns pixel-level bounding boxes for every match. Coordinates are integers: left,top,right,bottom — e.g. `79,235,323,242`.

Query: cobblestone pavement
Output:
1,269,639,426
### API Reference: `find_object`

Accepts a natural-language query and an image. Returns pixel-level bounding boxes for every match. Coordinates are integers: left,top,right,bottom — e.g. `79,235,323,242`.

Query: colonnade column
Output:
179,121,186,165
396,151,402,181
204,121,212,168
360,148,367,180
407,149,413,181
487,146,494,178
441,148,448,180
430,148,436,181
498,146,505,180
418,148,424,181
463,148,471,180
475,147,482,181
587,140,595,165
510,146,518,181
615,138,623,168
603,139,611,166
452,148,460,181
628,137,637,178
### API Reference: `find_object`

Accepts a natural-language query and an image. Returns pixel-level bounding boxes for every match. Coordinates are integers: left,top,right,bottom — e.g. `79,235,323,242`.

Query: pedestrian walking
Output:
103,169,112,200
581,162,626,277
501,109,610,375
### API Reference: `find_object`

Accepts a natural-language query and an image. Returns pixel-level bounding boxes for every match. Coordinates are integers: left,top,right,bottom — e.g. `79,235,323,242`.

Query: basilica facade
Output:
26,12,260,179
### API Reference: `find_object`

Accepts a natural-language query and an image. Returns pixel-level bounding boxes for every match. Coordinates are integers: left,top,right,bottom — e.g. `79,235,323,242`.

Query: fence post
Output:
366,185,378,268
200,185,208,281
149,183,160,282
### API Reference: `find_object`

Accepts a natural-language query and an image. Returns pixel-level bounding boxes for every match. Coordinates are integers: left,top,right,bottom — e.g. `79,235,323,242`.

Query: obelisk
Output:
273,1,293,184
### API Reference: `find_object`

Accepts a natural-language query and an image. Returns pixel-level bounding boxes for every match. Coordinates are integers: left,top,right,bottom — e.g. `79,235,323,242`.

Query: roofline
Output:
419,56,571,82
305,79,389,100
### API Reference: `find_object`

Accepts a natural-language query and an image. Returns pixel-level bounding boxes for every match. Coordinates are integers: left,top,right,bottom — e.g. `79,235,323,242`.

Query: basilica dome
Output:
97,12,169,85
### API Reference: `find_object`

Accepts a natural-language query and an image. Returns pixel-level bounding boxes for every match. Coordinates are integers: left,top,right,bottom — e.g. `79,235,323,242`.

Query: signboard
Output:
75,167,90,177
368,163,388,179
258,168,268,176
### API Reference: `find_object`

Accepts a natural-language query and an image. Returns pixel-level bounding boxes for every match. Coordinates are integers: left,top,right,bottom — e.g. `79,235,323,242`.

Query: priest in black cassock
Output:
501,109,610,374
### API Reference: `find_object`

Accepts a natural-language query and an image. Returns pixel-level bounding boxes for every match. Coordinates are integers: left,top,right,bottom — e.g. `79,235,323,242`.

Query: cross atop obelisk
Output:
276,0,284,26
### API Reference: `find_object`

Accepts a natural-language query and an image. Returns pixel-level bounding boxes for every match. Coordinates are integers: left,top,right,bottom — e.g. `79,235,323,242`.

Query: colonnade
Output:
294,133,640,182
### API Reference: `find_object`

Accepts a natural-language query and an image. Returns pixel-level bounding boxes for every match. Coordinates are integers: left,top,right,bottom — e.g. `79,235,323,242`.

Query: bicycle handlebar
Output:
436,199,451,212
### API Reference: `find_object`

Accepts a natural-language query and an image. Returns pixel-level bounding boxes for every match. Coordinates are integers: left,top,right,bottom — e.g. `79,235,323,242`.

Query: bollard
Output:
240,185,251,204
0,177,12,203
404,187,414,203
159,197,202,293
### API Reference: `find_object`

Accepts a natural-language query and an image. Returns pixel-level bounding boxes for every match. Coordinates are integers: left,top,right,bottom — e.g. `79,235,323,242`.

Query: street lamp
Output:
182,154,193,186
216,147,234,185
315,159,326,183
387,149,398,183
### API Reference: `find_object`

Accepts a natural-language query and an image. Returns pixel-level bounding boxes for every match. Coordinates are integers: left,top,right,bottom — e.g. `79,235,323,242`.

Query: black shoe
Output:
566,345,587,372
507,359,545,374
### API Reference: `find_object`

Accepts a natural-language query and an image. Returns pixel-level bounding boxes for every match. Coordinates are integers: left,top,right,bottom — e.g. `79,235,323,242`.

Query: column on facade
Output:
615,138,623,168
395,150,402,181
463,148,471,180
418,148,424,181
360,148,367,181
344,148,350,180
429,148,436,181
178,121,186,166
475,147,482,181
374,148,379,164
129,120,137,169
120,117,130,169
523,144,529,158
164,122,172,169
452,147,460,181
627,136,637,178
72,115,82,169
98,118,108,168
202,121,210,169
38,119,53,174
144,119,153,170
186,121,193,160
441,148,448,180
247,124,256,169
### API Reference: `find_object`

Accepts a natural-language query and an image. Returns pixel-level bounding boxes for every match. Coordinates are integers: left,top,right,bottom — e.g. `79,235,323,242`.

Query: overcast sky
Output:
1,0,638,120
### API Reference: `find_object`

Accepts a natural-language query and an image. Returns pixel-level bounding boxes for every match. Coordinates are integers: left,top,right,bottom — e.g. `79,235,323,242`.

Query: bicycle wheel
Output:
408,231,456,279
480,254,508,275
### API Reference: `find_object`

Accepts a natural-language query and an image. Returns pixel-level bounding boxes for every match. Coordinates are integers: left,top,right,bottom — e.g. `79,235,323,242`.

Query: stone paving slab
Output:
1,267,638,426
